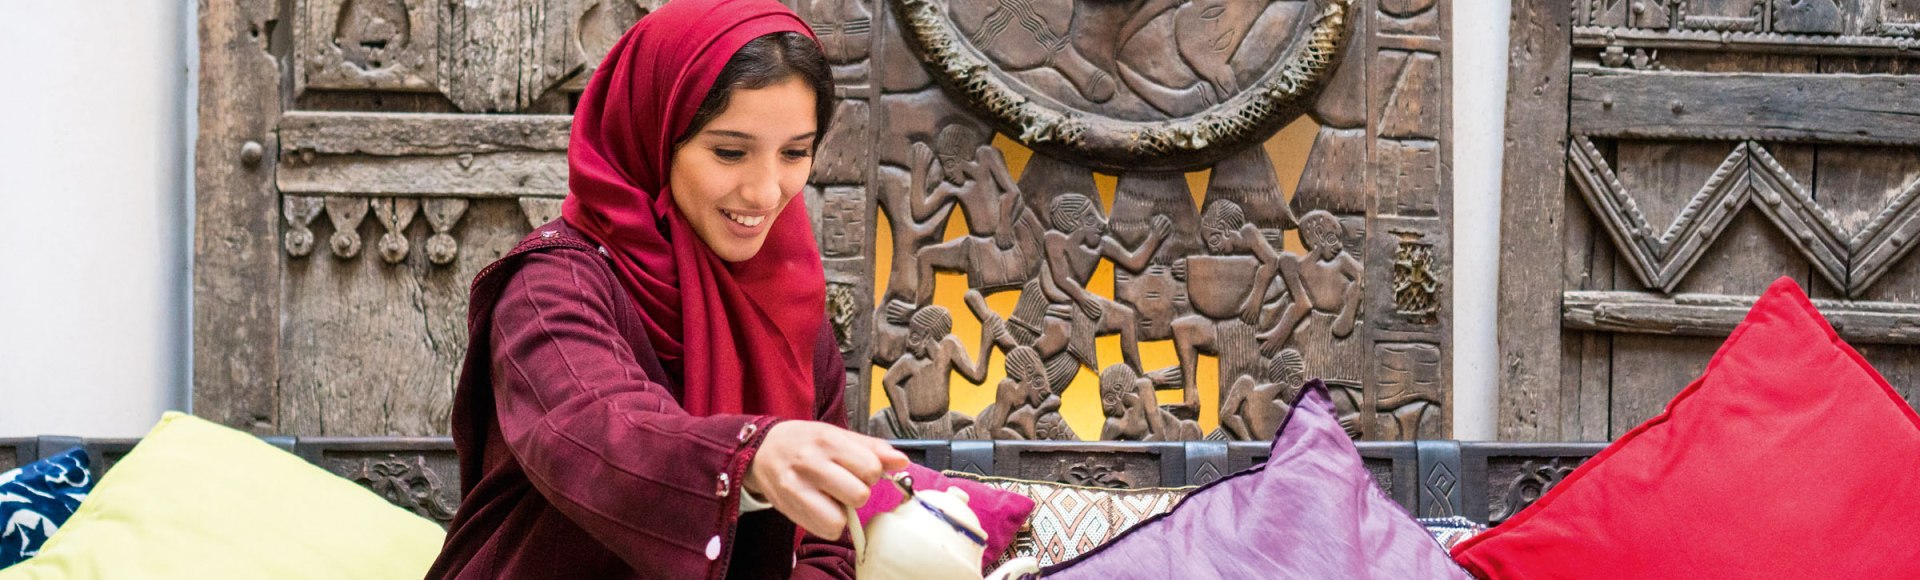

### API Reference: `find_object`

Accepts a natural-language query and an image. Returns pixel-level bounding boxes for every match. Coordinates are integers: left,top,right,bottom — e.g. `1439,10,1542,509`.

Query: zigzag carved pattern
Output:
1566,136,1920,297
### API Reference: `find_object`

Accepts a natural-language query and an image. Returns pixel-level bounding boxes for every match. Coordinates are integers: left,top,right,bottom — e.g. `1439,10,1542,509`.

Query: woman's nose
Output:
741,161,784,209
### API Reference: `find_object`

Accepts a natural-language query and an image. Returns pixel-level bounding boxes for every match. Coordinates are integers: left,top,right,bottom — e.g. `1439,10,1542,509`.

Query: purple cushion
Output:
1040,381,1471,579
857,462,1035,571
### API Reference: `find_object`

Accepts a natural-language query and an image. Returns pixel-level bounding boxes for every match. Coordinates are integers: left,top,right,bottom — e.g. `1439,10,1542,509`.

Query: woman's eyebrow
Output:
704,129,817,142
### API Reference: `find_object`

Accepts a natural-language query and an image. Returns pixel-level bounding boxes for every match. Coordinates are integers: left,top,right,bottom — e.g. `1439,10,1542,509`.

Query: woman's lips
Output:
719,208,769,238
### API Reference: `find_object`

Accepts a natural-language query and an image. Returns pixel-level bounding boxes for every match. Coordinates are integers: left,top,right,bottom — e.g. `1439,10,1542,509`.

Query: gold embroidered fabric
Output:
943,471,1196,567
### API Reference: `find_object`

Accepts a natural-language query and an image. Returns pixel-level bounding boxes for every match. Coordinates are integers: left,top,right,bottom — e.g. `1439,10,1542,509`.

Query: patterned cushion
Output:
942,471,1194,567
0,447,93,569
1416,517,1486,551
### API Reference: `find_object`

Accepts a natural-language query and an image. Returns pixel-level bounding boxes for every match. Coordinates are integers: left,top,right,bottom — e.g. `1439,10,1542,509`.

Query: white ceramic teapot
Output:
844,473,1040,580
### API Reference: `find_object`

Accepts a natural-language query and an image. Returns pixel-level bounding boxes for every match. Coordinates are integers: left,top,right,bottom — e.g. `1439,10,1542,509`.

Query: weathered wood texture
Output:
278,112,570,198
195,0,288,434
1810,50,1920,410
1564,290,1920,344
1362,0,1453,442
1593,53,1816,437
1571,27,1920,57
437,0,575,112
278,200,525,436
1496,0,1573,441
1501,1,1920,439
279,112,571,154
1570,70,1920,147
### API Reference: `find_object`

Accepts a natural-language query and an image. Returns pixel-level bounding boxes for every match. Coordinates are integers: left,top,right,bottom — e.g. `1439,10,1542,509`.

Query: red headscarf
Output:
562,0,825,420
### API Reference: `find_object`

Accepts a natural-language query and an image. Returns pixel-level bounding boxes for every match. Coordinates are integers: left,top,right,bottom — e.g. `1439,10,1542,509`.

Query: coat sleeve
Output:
489,249,780,578
792,321,859,580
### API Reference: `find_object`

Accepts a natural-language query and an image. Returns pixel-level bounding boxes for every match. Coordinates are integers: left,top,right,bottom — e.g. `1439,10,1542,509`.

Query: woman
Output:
428,1,908,578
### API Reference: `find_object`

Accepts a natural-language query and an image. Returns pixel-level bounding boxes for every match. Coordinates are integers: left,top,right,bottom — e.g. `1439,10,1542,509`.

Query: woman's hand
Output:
745,421,911,539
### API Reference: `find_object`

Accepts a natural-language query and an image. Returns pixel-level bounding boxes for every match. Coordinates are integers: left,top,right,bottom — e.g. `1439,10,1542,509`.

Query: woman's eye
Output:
783,148,813,160
713,148,746,161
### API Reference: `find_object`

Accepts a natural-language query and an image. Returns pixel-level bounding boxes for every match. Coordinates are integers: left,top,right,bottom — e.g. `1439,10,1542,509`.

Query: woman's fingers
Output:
748,421,919,539
871,438,911,472
782,484,849,540
802,457,874,510
827,435,886,484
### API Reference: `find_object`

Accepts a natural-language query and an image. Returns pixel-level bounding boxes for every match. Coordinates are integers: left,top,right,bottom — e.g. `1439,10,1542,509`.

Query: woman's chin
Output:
709,238,767,263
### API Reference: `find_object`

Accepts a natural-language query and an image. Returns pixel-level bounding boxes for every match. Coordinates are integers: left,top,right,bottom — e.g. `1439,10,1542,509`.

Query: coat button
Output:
597,245,609,256
737,422,758,443
716,472,731,497
706,535,721,560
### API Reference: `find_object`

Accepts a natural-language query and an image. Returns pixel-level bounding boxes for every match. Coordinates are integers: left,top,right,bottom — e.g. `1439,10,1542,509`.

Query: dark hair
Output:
681,31,834,146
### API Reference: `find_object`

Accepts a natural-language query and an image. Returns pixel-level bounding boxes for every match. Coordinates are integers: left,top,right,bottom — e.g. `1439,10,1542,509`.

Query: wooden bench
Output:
0,437,1607,528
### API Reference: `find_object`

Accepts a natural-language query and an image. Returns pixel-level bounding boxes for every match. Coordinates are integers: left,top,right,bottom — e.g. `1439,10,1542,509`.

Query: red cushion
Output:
1451,277,1920,578
856,462,1035,571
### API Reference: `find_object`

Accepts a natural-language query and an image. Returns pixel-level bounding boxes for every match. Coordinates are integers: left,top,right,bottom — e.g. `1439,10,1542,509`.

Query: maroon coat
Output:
427,221,855,579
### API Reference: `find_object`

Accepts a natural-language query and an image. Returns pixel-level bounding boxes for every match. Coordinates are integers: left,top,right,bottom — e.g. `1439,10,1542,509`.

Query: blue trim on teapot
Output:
916,498,988,547
890,472,987,547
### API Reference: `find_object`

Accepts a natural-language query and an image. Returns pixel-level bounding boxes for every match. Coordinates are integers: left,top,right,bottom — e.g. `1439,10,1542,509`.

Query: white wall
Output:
1452,1,1511,441
0,2,194,437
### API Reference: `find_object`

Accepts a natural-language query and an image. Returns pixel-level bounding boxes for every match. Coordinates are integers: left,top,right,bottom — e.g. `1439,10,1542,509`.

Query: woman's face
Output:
669,76,818,262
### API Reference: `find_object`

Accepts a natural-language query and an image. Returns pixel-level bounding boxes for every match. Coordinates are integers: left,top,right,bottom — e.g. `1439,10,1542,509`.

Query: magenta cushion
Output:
858,462,1035,571
1039,381,1471,579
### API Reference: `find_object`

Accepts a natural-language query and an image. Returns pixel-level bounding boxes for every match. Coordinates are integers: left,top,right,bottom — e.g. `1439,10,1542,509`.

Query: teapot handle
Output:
844,472,916,568
984,556,1040,580
843,502,866,567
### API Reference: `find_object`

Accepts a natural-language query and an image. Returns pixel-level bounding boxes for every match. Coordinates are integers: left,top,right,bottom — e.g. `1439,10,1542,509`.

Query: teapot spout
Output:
984,557,1040,580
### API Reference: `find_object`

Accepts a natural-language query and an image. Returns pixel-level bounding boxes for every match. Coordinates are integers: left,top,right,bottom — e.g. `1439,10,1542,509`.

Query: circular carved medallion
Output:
889,0,1350,172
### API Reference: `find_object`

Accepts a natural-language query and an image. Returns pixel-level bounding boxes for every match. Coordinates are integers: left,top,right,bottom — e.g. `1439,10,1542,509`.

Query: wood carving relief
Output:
1500,0,1920,440
1568,136,1920,297
299,0,439,93
891,0,1352,171
1487,457,1581,524
858,0,1451,442
198,0,1451,440
346,454,460,524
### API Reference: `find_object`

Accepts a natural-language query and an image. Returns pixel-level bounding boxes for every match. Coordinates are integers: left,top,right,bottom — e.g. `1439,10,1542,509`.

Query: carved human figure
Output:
1268,210,1364,387
789,0,873,67
911,130,1044,304
969,346,1076,440
1170,200,1307,408
869,298,916,367
951,0,1119,103
867,305,1004,439
1098,364,1201,441
1371,343,1443,440
1219,348,1306,441
875,158,957,306
1031,193,1173,372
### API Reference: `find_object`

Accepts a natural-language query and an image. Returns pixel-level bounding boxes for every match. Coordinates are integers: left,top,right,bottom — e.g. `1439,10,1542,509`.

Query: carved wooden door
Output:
197,0,1456,447
197,0,658,437
1501,0,1920,441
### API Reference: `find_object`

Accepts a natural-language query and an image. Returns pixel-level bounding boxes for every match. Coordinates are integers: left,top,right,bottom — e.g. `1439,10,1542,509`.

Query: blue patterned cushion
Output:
0,447,94,569
1417,516,1487,551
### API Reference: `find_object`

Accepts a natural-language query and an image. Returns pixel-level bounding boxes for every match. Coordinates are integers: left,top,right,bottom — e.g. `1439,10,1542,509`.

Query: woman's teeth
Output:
722,210,765,227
